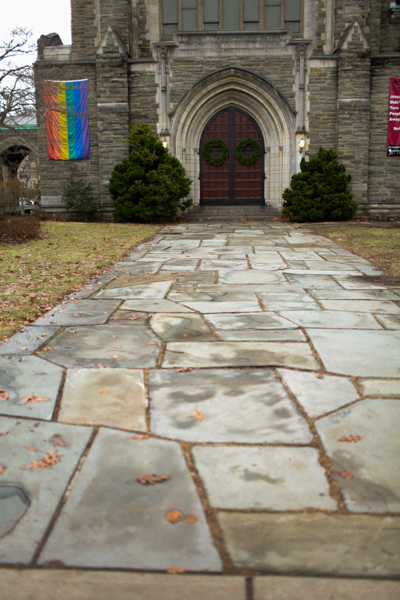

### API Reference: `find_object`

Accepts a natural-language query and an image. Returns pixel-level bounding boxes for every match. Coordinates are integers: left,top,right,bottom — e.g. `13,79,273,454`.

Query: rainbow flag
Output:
44,79,90,160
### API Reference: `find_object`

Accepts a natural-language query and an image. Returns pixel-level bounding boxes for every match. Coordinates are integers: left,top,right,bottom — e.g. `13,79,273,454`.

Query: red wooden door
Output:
200,107,264,205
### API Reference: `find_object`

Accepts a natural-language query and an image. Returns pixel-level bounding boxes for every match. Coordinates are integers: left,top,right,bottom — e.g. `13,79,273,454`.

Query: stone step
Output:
182,204,282,221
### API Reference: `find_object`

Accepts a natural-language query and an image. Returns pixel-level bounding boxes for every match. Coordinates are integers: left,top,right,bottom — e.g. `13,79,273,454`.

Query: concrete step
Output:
182,204,282,221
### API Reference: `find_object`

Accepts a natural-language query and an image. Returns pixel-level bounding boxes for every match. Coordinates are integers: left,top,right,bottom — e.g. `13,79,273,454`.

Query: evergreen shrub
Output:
62,166,98,221
282,147,358,222
109,124,193,222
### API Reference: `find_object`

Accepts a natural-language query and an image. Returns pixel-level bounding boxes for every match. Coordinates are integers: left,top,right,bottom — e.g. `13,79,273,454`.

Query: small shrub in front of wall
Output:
62,166,98,221
282,147,358,222
109,123,193,223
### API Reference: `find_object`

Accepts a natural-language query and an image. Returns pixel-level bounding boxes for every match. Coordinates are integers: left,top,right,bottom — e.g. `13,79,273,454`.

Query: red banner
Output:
388,77,400,156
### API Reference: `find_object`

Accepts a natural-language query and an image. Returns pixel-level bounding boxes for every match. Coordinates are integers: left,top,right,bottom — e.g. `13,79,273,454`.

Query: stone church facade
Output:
34,0,400,216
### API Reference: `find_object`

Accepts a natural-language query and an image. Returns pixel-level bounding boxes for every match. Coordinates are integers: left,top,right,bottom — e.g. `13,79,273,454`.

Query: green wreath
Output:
202,138,229,166
235,137,262,166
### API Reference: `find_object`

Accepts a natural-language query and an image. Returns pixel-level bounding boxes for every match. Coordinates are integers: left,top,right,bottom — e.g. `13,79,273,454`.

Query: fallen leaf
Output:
68,329,76,333
20,347,29,351
166,566,186,575
148,313,154,317
166,510,182,524
111,355,119,359
0,431,9,436
0,465,6,474
97,363,107,369
316,373,324,379
148,342,156,346
191,410,204,421
112,346,122,349
0,389,11,400
99,388,109,393
338,435,361,443
131,434,149,440
27,444,37,452
21,450,62,471
176,368,194,372
129,316,138,321
136,473,170,485
182,334,189,338
18,395,51,406
50,434,66,447
334,470,354,480
110,335,117,339
185,514,198,525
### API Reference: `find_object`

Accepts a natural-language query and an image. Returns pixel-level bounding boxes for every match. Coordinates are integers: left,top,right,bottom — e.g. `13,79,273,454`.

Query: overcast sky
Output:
2,0,72,64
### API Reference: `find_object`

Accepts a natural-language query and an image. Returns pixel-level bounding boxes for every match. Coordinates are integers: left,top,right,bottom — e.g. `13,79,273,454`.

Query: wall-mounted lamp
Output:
298,138,305,154
161,130,170,149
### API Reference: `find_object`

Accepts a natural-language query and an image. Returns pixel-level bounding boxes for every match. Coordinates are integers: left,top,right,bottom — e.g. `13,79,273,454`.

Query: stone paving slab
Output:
0,417,92,563
59,369,146,430
162,341,319,369
39,431,222,571
122,299,194,313
217,329,307,341
217,270,285,284
0,355,63,420
149,369,312,443
320,299,400,314
0,326,60,355
205,313,296,330
96,280,172,300
33,299,120,326
279,310,382,329
375,314,400,329
179,301,262,313
278,369,359,419
306,329,400,377
218,512,400,576
150,313,216,342
193,446,335,510
0,571,247,600
315,400,400,512
309,289,399,300
42,325,161,368
357,378,400,397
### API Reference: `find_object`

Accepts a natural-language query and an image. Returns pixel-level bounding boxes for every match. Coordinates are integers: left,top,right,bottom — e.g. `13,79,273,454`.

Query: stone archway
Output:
169,68,296,210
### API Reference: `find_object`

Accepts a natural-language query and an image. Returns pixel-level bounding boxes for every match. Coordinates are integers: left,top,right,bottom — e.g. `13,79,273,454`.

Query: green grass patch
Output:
0,221,160,342
308,223,400,279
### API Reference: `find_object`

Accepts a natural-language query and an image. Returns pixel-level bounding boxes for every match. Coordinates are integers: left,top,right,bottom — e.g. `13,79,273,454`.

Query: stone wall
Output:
306,59,338,154
129,64,159,127
368,55,400,215
379,6,400,54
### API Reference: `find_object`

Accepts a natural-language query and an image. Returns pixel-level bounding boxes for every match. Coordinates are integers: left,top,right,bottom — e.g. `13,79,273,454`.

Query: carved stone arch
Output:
169,68,297,209
0,135,39,156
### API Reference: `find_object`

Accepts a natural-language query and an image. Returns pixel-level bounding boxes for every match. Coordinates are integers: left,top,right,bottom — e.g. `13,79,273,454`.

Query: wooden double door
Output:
200,107,264,205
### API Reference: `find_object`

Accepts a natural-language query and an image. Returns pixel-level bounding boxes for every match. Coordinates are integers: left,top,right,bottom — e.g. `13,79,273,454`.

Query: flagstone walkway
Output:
1,222,400,598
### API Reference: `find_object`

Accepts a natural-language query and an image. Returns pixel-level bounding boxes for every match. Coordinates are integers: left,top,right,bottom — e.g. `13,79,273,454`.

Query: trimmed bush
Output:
62,166,98,221
109,124,193,222
282,147,358,222
0,216,41,241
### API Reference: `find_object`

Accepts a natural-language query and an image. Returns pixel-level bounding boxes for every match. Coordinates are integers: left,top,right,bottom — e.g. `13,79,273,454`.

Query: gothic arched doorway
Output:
200,107,264,205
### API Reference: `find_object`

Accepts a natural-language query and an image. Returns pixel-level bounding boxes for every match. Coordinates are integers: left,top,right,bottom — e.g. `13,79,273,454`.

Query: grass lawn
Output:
307,222,400,279
0,221,160,342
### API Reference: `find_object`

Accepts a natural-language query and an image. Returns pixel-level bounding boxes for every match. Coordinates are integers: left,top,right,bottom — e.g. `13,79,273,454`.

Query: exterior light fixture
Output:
161,130,170,149
298,138,305,153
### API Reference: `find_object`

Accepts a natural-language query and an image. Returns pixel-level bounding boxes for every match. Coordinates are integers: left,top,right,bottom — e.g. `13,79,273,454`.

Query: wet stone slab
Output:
33,300,120,326
107,311,148,325
259,294,321,312
284,274,342,289
59,369,146,431
306,330,400,377
279,310,382,329
179,301,262,314
277,369,359,419
217,329,307,341
205,313,296,330
150,313,215,342
357,378,400,397
315,400,400,513
320,300,400,315
162,342,319,370
149,369,312,444
193,446,335,510
96,280,172,300
218,512,400,577
105,274,174,290
0,417,92,564
122,299,194,313
39,431,222,572
218,270,285,285
0,326,60,355
42,325,160,369
0,355,63,420
114,262,162,275
198,260,248,271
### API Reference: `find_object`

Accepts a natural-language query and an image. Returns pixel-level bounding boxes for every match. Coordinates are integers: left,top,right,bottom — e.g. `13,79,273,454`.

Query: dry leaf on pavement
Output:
21,450,62,471
0,465,6,474
0,431,9,436
315,373,324,379
131,434,148,440
166,566,186,575
99,388,109,393
0,389,11,400
185,514,198,525
50,434,66,447
27,444,37,452
166,510,182,523
148,342,156,346
334,470,354,480
191,410,204,421
97,363,107,369
176,367,194,372
129,316,138,321
18,395,51,406
111,355,119,359
136,473,170,485
338,435,361,443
